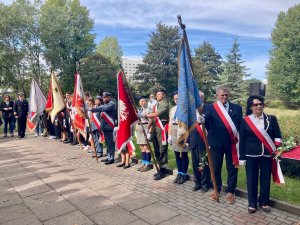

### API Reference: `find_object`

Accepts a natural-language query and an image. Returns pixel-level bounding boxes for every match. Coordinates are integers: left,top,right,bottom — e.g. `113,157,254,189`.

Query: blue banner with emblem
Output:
175,37,202,146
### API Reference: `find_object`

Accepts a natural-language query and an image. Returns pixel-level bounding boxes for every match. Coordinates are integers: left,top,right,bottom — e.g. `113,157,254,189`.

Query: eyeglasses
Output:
220,94,229,97
252,103,264,107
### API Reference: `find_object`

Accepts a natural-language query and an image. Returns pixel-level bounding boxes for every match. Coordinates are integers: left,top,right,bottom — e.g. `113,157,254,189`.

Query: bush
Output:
265,99,286,109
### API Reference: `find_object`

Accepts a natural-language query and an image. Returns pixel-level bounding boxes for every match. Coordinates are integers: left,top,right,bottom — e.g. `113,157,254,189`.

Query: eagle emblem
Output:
119,100,129,121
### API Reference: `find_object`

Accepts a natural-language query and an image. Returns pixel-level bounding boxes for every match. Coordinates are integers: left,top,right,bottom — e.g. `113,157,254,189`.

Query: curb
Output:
131,157,300,216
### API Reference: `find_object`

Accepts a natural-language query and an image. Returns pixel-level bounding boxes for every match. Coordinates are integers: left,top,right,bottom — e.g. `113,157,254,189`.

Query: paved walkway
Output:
0,135,299,225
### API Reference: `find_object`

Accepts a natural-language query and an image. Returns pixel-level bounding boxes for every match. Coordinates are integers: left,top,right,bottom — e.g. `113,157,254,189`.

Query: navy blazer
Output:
13,100,29,118
0,101,14,119
239,114,282,160
91,100,116,131
204,102,243,148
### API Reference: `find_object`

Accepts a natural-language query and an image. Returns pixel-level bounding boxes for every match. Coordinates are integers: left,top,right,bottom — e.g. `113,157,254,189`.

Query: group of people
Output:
0,85,283,214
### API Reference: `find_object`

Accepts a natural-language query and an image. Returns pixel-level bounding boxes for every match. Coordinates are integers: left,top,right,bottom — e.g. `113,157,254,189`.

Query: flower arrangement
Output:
274,136,298,160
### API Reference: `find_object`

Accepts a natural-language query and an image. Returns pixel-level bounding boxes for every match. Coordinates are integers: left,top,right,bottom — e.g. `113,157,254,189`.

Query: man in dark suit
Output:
0,94,14,137
204,86,242,204
91,92,116,165
13,92,29,139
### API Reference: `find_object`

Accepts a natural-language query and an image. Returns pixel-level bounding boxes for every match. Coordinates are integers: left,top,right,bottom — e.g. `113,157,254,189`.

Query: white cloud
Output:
82,0,299,38
245,55,270,80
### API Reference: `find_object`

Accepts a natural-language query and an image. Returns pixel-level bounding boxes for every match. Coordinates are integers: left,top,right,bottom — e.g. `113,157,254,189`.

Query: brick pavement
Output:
0,135,300,225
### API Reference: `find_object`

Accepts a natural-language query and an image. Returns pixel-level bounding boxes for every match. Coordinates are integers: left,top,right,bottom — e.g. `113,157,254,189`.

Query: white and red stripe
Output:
153,105,169,145
91,112,105,143
244,115,285,184
195,123,205,141
213,102,243,166
101,112,115,128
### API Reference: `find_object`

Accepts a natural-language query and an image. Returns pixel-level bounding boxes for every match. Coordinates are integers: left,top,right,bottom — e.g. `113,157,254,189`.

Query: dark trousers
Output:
246,156,272,208
3,118,13,134
93,130,103,155
152,126,168,169
103,130,115,160
211,144,238,193
191,145,211,188
17,117,27,137
174,151,189,174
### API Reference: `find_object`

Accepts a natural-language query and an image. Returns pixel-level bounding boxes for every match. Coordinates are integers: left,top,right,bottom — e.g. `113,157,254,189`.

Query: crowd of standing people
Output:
0,85,283,214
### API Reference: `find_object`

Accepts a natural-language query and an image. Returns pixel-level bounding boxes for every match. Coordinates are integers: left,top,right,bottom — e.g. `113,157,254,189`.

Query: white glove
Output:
197,115,205,124
168,136,172,145
146,132,151,140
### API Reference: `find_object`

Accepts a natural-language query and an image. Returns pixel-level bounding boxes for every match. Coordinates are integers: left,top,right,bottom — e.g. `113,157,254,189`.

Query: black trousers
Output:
246,156,272,208
211,144,238,193
17,117,27,137
3,118,13,134
103,130,115,160
152,126,168,169
191,145,211,188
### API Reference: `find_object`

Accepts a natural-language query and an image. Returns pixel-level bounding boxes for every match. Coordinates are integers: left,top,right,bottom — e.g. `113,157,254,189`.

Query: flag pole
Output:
118,63,160,172
177,15,219,202
76,62,98,163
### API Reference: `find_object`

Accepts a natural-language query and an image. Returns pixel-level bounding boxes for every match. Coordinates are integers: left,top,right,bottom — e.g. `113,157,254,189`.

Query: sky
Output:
2,0,300,80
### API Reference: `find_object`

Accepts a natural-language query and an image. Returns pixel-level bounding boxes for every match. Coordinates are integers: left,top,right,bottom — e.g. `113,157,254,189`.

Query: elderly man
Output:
145,88,169,180
204,86,242,204
91,92,116,164
13,92,29,139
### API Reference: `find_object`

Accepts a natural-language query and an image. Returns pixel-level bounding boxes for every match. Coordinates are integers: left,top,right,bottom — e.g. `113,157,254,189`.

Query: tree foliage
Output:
132,23,180,96
96,36,123,66
193,41,222,102
219,38,249,103
267,4,300,107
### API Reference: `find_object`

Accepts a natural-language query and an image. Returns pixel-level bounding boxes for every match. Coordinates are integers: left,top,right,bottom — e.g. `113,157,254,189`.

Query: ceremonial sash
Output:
244,115,285,184
154,105,168,145
91,112,105,143
101,112,115,128
195,123,205,141
213,102,241,166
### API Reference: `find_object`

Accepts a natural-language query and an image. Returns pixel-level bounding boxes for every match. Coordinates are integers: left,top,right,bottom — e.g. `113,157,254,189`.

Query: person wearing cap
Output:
0,94,14,137
13,92,29,139
168,92,189,184
91,92,116,165
136,95,152,172
145,88,169,180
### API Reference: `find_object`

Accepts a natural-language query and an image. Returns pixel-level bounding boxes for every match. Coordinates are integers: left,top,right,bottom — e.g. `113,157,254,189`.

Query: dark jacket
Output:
239,114,282,160
91,100,116,131
13,99,29,118
0,100,14,119
204,102,243,148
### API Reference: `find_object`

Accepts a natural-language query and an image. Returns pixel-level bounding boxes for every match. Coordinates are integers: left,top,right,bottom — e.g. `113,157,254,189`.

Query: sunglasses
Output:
220,94,229,97
252,103,264,107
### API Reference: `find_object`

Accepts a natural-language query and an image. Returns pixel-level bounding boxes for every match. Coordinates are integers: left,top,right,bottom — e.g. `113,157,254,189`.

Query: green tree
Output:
96,36,123,66
79,54,118,98
133,23,180,96
219,38,249,103
193,41,222,102
267,4,300,107
39,0,95,93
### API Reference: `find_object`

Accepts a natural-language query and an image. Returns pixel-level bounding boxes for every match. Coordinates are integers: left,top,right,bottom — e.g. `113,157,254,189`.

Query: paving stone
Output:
14,180,52,198
2,215,43,225
0,203,34,224
83,179,119,190
23,191,76,221
0,192,23,208
115,192,157,211
158,215,198,225
132,202,179,225
128,219,150,225
89,206,138,225
59,187,98,203
43,210,95,225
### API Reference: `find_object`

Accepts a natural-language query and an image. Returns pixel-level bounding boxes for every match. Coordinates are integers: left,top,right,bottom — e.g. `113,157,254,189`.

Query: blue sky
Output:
2,0,299,79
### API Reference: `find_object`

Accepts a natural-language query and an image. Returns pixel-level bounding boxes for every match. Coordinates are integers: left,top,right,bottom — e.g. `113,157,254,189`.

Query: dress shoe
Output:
10,133,14,137
97,153,103,158
117,163,125,167
193,184,202,191
101,158,108,162
153,171,165,180
200,186,209,193
123,164,130,169
105,160,114,165
137,165,145,171
3,133,7,138
248,207,257,214
226,193,235,204
140,165,152,172
259,205,271,212
177,175,189,184
173,174,181,183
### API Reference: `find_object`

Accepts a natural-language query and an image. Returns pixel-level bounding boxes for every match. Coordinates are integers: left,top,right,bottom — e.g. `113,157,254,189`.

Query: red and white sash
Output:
154,104,169,145
91,112,105,143
244,115,285,184
213,102,243,166
101,112,115,128
195,123,205,141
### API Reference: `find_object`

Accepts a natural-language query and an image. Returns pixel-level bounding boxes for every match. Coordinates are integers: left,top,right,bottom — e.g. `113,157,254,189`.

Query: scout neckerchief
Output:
153,104,168,145
213,101,241,167
244,114,285,184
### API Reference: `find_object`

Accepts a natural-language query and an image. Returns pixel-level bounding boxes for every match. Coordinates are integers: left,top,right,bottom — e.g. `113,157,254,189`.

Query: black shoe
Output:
3,133,7,138
153,171,165,180
259,205,271,212
117,163,125,167
248,207,257,214
173,174,181,184
64,138,72,144
97,153,103,158
101,158,108,162
105,160,114,165
18,136,22,139
177,175,189,184
123,164,130,169
193,184,202,191
200,186,209,193
70,142,77,146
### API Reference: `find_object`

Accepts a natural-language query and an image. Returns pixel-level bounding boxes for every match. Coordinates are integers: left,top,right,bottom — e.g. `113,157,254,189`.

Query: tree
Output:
79,54,118,98
132,23,180,96
96,36,123,66
219,38,249,103
267,4,300,107
193,41,222,102
39,0,95,93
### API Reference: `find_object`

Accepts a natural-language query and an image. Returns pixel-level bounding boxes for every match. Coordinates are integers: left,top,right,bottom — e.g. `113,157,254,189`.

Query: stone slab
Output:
0,192,23,208
43,210,95,225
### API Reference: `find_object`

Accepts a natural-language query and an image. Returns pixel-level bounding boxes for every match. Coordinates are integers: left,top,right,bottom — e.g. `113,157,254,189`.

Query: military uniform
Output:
13,96,29,138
